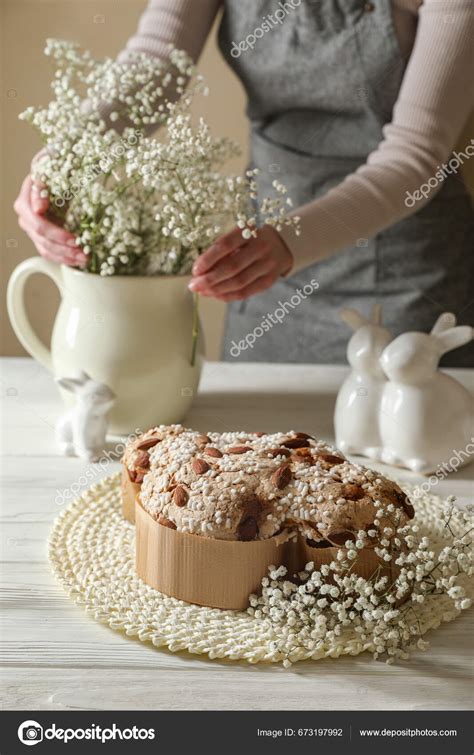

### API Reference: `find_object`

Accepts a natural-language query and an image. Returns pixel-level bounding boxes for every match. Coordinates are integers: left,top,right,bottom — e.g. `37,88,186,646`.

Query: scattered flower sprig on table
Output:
20,39,300,278
248,496,473,667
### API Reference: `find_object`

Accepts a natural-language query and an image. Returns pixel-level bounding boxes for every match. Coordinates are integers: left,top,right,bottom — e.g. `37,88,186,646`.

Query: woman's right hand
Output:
14,154,86,266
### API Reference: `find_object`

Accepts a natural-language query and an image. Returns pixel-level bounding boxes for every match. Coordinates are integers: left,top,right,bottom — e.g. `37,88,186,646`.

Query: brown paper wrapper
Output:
295,539,399,583
135,499,293,610
121,467,140,524
135,498,400,610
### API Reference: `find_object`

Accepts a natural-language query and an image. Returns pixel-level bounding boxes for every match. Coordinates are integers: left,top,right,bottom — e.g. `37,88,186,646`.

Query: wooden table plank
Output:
1,357,473,711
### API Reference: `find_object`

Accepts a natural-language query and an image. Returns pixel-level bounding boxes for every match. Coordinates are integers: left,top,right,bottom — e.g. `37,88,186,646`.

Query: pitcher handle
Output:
7,257,63,371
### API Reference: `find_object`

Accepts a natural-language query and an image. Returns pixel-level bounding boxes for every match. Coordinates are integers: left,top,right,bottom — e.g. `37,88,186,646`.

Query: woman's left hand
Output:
188,225,293,301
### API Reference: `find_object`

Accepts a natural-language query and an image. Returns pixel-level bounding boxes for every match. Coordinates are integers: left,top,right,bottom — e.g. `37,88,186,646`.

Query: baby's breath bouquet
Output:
250,496,473,665
20,39,299,279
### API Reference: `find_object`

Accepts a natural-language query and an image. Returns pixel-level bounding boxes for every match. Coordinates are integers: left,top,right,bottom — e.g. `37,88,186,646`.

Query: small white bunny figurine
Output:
334,304,392,459
55,371,116,462
379,314,474,473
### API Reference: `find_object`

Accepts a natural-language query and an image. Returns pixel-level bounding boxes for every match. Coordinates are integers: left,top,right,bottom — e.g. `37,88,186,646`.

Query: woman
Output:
14,0,474,365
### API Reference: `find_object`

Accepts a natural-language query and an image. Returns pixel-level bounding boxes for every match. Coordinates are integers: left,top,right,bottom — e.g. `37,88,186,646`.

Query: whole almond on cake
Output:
129,427,413,543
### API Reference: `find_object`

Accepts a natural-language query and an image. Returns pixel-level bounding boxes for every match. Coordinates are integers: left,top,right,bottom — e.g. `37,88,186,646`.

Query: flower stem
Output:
190,291,200,367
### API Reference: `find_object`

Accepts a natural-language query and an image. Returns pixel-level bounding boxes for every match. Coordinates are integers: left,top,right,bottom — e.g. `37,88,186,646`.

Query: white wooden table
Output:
1,357,473,711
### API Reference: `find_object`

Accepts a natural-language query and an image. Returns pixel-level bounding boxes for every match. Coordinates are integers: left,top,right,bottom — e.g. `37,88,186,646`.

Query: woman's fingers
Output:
15,176,51,234
192,227,245,277
217,273,277,302
17,207,84,257
196,254,276,297
16,175,40,212
14,175,85,265
30,150,50,213
189,224,294,301
34,241,85,267
191,237,268,290
30,181,49,214
14,151,85,267
14,178,74,245
34,241,77,265
17,217,86,266
14,175,35,213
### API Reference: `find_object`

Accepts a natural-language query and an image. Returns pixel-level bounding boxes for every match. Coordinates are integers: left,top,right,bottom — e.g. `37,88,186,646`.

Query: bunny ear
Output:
76,370,91,384
434,325,474,354
55,377,83,393
340,308,370,331
431,312,457,335
371,303,382,326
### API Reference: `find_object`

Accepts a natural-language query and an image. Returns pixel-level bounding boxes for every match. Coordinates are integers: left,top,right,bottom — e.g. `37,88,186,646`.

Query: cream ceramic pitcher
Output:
7,258,203,434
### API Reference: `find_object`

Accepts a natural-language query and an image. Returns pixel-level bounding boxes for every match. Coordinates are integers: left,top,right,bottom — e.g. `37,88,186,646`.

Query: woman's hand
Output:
13,154,86,267
189,225,293,301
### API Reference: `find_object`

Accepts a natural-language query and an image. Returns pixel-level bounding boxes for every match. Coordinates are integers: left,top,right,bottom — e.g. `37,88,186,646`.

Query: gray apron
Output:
218,0,474,366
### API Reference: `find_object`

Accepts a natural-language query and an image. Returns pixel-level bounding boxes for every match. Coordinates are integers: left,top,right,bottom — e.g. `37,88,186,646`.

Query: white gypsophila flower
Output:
20,39,300,277
247,498,473,666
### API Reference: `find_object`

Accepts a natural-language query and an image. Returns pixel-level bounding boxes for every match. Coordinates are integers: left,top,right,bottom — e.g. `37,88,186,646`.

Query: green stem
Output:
190,291,200,367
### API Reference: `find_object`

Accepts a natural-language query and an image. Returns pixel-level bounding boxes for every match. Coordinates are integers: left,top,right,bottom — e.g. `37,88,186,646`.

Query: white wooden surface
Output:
1,357,473,711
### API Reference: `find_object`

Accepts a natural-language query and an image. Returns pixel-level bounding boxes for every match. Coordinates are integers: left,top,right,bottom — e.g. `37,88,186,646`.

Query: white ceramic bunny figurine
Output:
55,371,116,462
334,304,392,459
379,314,474,473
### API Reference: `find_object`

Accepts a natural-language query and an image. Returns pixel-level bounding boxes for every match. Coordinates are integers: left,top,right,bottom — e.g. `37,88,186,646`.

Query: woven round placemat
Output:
48,473,473,664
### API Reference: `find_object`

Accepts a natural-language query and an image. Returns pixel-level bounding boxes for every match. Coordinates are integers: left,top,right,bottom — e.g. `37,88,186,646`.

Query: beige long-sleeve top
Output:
118,0,474,272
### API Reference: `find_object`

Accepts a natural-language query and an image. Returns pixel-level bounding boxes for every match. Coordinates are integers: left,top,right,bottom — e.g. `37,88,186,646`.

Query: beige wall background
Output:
1,1,473,358
1,0,247,359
